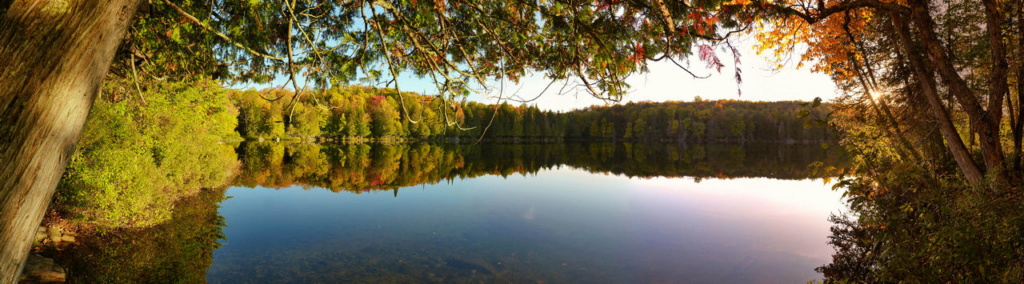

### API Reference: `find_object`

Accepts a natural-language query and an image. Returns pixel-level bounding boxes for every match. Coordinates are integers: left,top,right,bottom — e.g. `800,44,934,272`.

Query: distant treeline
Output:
234,142,847,193
231,87,833,142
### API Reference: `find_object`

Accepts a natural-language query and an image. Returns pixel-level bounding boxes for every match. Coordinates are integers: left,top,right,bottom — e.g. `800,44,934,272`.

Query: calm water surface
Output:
53,143,848,283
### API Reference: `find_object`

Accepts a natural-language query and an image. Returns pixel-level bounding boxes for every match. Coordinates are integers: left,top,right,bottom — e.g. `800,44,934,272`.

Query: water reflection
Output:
41,187,226,282
47,143,846,283
235,142,845,193
209,170,842,283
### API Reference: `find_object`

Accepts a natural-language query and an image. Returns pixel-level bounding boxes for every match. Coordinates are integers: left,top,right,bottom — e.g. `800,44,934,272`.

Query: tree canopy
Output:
117,0,762,113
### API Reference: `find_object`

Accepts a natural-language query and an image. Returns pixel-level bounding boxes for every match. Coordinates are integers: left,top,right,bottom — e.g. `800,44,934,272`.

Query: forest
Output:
232,86,832,143
4,0,1024,282
51,81,840,229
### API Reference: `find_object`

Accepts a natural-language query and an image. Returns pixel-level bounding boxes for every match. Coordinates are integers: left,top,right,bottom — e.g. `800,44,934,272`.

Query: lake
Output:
47,143,847,283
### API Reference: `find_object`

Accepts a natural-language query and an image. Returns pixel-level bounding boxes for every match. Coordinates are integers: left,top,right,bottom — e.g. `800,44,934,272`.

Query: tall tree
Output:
0,1,141,279
752,0,1022,185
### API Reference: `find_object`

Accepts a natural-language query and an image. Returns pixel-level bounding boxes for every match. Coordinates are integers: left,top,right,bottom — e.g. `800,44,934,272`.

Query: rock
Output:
19,254,65,283
47,227,61,244
444,258,494,275
60,235,75,243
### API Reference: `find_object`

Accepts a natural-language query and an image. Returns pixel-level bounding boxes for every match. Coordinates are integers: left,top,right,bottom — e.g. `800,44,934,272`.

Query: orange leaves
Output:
753,5,873,83
433,0,446,16
390,47,405,62
686,11,719,33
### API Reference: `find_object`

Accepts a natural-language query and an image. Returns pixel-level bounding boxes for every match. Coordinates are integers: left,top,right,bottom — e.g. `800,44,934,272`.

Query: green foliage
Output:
287,103,324,137
56,80,239,228
820,153,1024,282
231,86,833,143
819,93,1024,282
121,1,753,100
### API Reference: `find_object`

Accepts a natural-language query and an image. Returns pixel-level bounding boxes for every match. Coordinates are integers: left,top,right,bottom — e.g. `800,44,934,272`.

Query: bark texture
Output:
0,1,139,282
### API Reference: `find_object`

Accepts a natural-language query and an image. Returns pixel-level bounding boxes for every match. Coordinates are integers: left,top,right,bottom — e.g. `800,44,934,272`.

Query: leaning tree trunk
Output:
0,1,139,282
909,0,1009,184
890,13,985,184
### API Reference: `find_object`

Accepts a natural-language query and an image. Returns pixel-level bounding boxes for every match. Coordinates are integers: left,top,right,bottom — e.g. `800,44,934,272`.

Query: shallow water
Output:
206,168,842,283
50,143,847,283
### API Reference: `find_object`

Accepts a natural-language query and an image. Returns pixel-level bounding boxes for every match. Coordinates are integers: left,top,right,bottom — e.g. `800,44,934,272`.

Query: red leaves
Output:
369,94,386,107
596,0,622,12
629,42,646,64
698,44,724,73
369,175,385,186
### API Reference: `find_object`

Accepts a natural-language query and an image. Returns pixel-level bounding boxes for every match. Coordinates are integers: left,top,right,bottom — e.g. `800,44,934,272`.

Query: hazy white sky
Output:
257,36,839,112
401,37,839,112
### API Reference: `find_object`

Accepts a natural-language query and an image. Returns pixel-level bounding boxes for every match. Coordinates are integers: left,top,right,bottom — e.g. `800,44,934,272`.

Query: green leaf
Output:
797,110,810,119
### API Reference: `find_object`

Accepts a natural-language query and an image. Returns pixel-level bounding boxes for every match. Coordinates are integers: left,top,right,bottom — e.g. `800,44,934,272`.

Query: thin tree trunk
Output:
840,13,924,164
1014,0,1024,176
0,1,140,282
891,13,986,184
982,0,1012,182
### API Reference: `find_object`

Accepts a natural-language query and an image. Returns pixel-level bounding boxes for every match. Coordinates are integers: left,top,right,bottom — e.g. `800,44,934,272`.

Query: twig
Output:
161,0,285,61
130,52,147,105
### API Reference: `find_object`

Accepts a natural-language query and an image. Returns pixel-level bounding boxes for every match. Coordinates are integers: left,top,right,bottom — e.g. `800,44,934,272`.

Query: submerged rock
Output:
19,254,65,283
444,258,494,275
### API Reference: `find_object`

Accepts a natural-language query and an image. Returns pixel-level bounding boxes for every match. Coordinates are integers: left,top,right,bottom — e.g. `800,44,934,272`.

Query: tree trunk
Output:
0,1,139,282
981,0,1012,182
890,13,985,184
908,0,1008,184
1014,0,1024,176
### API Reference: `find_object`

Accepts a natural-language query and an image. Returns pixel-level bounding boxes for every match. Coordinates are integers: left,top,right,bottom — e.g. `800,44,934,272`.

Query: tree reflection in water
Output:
235,142,847,193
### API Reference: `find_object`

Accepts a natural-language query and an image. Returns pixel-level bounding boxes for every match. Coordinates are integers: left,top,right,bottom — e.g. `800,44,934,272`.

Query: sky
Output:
254,36,839,112
403,36,838,112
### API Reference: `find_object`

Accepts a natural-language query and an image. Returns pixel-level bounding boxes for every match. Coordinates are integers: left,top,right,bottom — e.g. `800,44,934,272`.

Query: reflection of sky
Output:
623,176,844,260
209,168,844,283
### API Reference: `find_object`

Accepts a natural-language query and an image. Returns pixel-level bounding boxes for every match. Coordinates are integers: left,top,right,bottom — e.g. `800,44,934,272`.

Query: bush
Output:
56,79,239,228
819,156,1024,282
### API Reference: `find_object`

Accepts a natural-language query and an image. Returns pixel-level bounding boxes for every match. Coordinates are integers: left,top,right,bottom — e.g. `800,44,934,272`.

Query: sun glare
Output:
868,90,885,101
